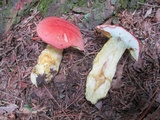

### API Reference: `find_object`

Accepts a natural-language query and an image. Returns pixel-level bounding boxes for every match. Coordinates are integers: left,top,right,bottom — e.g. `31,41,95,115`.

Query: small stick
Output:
43,85,71,120
138,89,158,120
137,2,160,8
0,90,22,101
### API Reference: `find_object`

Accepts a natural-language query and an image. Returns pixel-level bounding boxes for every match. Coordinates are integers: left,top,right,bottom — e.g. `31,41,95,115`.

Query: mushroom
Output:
31,17,84,87
85,25,140,104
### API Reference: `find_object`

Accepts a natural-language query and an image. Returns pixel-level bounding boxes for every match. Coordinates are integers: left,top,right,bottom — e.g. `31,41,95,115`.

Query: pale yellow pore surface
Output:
85,37,127,104
31,45,63,86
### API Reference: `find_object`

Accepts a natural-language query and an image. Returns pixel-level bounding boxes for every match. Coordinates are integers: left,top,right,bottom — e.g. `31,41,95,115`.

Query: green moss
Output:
130,0,146,9
115,0,146,10
38,0,53,15
71,0,104,8
51,0,71,16
73,0,88,7
121,0,129,9
0,0,14,33
0,0,7,7
45,0,107,16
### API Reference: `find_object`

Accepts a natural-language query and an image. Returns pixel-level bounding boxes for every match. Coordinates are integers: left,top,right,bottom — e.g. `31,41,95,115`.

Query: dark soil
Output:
0,0,160,120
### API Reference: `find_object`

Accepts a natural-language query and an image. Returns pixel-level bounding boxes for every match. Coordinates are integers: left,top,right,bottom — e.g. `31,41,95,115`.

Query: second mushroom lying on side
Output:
85,25,140,104
31,17,84,87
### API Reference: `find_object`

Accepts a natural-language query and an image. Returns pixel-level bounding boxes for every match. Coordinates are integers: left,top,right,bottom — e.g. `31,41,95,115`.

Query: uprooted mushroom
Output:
31,17,84,87
85,25,140,104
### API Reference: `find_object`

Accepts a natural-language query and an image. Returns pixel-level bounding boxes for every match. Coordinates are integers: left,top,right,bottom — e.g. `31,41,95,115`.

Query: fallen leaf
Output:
18,81,28,89
142,20,152,35
155,8,160,22
95,101,102,110
144,8,152,19
143,108,160,120
156,92,160,103
0,104,18,115
111,62,125,90
111,78,123,90
15,0,31,10
15,2,24,11
20,104,32,114
155,0,160,3
0,116,7,120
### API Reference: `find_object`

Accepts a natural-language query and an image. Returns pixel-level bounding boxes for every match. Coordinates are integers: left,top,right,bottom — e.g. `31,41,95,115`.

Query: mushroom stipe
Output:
85,25,140,104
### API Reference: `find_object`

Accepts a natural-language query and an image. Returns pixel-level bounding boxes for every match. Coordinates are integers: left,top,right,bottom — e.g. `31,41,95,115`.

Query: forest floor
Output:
0,0,160,120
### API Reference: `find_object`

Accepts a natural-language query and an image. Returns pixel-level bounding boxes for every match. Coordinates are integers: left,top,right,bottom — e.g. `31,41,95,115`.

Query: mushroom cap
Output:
37,17,84,50
96,25,140,61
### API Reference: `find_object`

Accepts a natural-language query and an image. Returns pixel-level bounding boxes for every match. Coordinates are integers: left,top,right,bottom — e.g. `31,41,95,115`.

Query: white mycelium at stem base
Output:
85,37,127,104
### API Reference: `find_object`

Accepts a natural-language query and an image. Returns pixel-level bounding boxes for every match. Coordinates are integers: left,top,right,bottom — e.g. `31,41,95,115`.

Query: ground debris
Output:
0,104,18,115
0,0,160,119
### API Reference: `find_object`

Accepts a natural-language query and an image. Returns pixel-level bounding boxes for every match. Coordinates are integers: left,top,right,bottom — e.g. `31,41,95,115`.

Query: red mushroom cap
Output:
37,17,84,50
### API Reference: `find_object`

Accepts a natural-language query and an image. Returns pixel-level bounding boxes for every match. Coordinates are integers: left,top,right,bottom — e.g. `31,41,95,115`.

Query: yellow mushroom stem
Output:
85,37,128,104
31,44,63,87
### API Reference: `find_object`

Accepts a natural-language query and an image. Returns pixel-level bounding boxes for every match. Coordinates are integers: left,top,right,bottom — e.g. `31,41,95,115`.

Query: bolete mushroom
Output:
85,25,140,104
31,17,84,87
